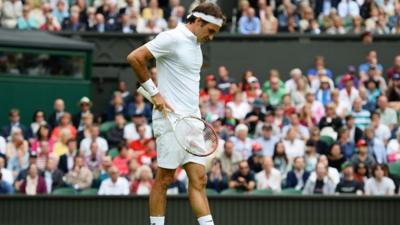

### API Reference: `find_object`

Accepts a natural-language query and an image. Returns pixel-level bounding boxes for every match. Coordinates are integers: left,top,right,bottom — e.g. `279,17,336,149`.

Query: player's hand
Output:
151,93,175,117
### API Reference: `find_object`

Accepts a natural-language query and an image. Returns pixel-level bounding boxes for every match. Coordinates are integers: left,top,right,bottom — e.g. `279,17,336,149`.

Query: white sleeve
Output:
98,181,105,195
145,31,176,59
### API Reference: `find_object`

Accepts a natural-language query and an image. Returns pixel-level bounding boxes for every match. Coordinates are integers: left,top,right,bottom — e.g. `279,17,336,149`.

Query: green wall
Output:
0,76,90,127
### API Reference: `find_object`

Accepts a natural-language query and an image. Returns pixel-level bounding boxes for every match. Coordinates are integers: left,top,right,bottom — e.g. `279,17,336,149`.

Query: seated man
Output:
286,156,310,190
228,160,256,192
255,157,281,192
335,163,363,195
98,166,130,195
64,155,93,190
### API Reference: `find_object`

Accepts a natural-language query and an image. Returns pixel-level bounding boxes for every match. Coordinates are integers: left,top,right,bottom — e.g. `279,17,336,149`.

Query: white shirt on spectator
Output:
230,136,253,159
338,0,360,18
1,0,22,28
374,124,391,142
255,168,282,192
0,136,6,154
309,167,340,185
98,177,130,195
80,137,109,156
339,88,359,111
0,167,14,184
365,177,395,195
283,139,305,159
123,123,153,142
226,101,251,120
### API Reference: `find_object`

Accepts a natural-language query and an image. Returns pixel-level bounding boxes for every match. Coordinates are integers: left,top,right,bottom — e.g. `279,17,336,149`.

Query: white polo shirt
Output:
98,177,130,195
145,23,202,118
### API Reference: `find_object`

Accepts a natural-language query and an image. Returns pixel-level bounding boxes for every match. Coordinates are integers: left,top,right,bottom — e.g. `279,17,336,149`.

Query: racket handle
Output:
137,86,154,104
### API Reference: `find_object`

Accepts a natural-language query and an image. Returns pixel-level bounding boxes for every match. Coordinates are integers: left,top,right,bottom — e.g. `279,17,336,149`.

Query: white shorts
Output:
152,114,206,169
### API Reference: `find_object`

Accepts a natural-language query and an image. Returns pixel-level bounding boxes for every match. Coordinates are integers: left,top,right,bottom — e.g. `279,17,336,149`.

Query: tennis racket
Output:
137,87,219,157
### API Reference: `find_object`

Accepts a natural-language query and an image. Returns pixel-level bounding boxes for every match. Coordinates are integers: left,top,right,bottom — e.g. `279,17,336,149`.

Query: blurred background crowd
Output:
0,0,399,34
1,49,400,196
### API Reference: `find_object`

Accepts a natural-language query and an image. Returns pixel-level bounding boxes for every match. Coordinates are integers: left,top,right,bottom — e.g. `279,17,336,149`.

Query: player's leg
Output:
149,167,176,225
184,162,214,225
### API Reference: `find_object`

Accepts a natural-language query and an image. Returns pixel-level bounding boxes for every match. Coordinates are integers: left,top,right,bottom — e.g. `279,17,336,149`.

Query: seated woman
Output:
206,158,228,193
365,164,396,196
130,165,154,195
19,164,47,195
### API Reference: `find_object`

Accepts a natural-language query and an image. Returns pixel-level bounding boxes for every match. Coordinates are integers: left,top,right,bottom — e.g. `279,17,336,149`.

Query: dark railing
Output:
0,195,399,225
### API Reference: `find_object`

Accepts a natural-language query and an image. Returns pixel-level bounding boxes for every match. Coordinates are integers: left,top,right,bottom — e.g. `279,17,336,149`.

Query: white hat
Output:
79,96,91,105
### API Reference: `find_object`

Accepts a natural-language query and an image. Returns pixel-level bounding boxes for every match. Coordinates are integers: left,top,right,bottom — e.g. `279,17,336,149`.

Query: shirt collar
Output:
177,24,198,43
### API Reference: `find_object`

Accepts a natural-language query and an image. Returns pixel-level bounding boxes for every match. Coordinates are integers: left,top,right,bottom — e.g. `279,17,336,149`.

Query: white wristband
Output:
141,79,159,96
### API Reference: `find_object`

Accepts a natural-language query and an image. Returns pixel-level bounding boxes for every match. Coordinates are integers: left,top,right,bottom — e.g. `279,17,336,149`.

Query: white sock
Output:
198,215,214,225
150,216,165,225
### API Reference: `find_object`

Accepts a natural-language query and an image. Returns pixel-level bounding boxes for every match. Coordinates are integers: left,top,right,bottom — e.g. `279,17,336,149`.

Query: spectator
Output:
326,16,347,34
127,92,152,123
89,13,108,32
17,5,38,30
376,95,398,130
283,127,305,161
30,111,48,139
216,66,234,95
0,156,13,185
303,162,336,195
350,139,376,170
304,140,319,172
203,89,225,121
335,162,364,194
318,103,343,132
354,162,369,184
124,113,152,143
126,157,140,182
76,113,93,144
5,127,29,160
106,113,126,148
255,156,282,192
260,6,278,34
327,143,346,172
136,139,157,166
52,0,69,25
307,56,334,79
129,124,150,156
286,156,310,190
40,13,61,31
344,115,363,144
244,99,265,136
80,124,108,157
58,139,78,174
315,76,333,107
1,0,23,28
36,140,58,171
304,92,326,123
364,127,387,164
43,158,64,193
64,155,93,190
282,113,310,141
142,0,163,20
263,76,286,107
0,172,14,194
365,164,396,195
351,97,371,130
387,130,400,163
370,112,391,144
99,166,130,195
272,141,290,177
337,0,360,18
255,125,279,157
386,73,400,109
348,16,365,34
73,97,94,131
359,51,383,79
364,79,380,110
238,7,261,34
247,143,264,173
48,99,65,129
340,75,360,112
218,140,243,178
112,142,132,176
310,155,341,185
206,158,228,193
226,92,251,120
51,113,77,141
229,160,256,192
337,127,356,159
0,136,5,155
291,77,310,107
19,164,47,195
2,108,31,140
85,141,103,178
108,91,129,121
230,124,253,159
387,55,400,80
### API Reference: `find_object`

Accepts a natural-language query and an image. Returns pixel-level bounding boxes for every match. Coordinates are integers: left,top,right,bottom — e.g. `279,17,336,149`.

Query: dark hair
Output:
272,141,288,163
118,141,128,152
9,108,19,117
36,124,51,141
371,164,384,178
370,111,380,119
187,2,226,24
345,115,353,121
32,110,45,122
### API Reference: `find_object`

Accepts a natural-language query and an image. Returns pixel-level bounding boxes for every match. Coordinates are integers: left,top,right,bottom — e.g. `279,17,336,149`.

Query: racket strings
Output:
175,117,218,156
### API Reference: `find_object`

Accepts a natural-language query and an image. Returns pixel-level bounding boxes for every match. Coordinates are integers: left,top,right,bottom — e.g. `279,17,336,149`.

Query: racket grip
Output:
137,86,154,104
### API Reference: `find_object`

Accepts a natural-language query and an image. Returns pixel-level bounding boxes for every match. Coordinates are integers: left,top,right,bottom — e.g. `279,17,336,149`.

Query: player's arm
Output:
127,46,173,115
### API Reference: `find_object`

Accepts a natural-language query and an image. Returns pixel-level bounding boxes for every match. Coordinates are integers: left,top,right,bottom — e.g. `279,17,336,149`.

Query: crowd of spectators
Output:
0,0,399,34
1,50,400,196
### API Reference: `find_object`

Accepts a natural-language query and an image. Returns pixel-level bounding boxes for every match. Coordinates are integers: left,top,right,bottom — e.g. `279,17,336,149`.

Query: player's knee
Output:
156,174,174,188
191,173,207,190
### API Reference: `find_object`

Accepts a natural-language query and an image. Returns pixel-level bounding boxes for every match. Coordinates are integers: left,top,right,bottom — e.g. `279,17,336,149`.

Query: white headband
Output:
188,12,223,27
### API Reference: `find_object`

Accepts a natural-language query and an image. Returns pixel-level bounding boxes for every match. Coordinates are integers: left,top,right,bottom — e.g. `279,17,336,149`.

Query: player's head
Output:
187,2,225,43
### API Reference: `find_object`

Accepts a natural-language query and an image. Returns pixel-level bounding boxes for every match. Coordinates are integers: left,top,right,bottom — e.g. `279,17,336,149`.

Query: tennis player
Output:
127,3,225,225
